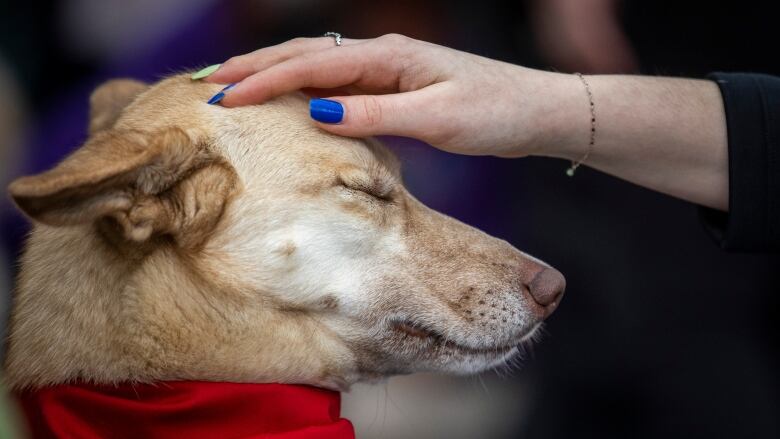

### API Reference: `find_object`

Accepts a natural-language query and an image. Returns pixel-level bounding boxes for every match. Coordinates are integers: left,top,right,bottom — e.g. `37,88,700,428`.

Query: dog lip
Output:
389,320,523,355
392,320,434,339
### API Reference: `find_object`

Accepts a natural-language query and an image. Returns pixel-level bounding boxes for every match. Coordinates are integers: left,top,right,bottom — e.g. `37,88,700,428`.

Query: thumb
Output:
309,91,434,139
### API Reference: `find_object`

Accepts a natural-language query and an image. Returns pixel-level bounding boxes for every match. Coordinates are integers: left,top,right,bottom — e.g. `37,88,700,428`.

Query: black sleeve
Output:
699,72,780,252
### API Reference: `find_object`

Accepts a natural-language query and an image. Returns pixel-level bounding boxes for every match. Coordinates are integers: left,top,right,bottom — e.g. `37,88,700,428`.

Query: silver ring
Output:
323,32,342,46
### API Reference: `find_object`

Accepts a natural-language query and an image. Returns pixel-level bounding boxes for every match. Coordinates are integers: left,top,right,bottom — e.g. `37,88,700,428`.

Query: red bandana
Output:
16,381,355,439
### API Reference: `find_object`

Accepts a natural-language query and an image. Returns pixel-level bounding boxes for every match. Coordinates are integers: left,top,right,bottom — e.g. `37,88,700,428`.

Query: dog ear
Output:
8,128,238,249
89,79,149,134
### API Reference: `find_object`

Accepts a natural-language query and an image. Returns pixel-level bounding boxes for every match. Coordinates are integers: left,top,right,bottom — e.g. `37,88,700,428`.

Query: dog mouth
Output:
390,319,534,356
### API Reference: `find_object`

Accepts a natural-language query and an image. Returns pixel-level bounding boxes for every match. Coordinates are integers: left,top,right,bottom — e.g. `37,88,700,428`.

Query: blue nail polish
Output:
310,98,343,124
207,83,237,105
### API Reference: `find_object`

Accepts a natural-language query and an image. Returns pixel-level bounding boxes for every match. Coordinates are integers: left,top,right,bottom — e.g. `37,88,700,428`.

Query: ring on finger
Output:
323,32,343,47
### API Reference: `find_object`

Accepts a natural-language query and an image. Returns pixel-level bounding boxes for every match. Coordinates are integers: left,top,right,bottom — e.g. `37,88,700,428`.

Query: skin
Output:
208,34,729,211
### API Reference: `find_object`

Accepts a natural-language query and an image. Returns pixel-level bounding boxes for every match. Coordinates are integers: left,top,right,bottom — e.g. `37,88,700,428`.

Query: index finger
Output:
206,36,365,85
218,41,405,107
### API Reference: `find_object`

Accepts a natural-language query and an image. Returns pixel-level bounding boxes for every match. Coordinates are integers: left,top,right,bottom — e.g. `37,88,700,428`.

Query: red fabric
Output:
16,381,355,439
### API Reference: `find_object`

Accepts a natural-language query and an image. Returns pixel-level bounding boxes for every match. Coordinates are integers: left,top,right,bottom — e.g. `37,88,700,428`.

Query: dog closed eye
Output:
336,166,396,202
339,181,393,202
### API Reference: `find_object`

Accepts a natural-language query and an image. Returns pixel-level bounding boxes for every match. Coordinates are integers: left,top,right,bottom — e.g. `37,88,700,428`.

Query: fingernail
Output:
310,98,343,124
207,83,237,105
191,64,221,80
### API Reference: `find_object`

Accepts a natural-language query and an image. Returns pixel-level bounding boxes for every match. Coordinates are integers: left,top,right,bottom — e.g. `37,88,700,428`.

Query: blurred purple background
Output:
1,1,778,437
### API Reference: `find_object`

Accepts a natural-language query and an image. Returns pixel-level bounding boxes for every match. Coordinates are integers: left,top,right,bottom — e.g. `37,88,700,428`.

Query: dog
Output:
3,74,565,437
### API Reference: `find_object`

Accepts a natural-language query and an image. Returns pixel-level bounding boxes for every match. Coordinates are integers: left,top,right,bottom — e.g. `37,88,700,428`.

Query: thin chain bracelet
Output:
566,73,596,177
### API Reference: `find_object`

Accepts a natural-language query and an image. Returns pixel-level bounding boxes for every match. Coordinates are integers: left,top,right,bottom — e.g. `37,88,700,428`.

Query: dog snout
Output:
527,266,566,318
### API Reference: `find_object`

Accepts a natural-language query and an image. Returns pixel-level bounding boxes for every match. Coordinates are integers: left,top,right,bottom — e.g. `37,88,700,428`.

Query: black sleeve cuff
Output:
699,72,780,252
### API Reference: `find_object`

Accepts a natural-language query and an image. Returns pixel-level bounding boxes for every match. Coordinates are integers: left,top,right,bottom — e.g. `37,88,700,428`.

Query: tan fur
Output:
3,74,563,391
88,79,149,134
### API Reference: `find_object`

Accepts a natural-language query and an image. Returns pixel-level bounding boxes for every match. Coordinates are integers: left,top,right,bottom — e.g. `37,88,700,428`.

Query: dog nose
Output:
528,267,566,317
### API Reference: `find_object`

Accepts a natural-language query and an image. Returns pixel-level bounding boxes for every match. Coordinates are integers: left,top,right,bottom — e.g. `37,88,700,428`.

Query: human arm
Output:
544,74,728,211
205,35,734,213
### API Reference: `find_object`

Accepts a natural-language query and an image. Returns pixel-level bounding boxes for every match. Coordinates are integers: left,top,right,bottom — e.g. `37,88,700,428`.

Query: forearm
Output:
538,73,729,211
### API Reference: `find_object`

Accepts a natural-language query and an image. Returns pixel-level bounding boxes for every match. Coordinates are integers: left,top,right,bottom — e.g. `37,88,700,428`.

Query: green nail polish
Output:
191,64,221,80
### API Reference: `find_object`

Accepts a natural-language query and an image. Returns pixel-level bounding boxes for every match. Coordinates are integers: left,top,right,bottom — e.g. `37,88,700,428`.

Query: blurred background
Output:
0,0,778,437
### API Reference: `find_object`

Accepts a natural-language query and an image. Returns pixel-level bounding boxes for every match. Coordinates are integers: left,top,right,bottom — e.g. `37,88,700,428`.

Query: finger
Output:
206,37,364,84
301,86,358,98
309,85,448,142
219,43,402,107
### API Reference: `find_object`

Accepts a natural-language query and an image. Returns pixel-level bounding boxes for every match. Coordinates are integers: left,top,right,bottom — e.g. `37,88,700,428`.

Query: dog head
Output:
5,75,564,390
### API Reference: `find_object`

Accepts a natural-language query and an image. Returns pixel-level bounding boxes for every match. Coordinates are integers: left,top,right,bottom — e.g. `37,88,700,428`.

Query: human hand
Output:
205,34,581,158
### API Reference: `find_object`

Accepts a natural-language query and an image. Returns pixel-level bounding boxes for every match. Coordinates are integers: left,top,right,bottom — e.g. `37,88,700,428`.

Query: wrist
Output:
528,71,594,162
